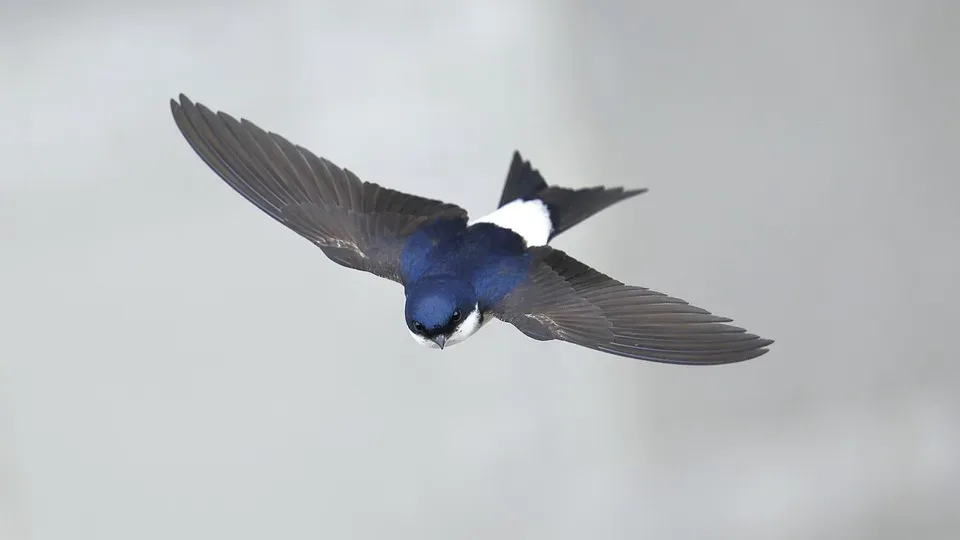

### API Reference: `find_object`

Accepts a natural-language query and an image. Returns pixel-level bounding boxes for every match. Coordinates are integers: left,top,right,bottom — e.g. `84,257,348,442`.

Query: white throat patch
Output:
407,304,487,349
446,306,485,346
468,198,553,247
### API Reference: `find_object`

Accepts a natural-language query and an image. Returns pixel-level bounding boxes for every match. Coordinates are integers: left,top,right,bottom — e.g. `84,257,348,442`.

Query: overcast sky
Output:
2,1,958,539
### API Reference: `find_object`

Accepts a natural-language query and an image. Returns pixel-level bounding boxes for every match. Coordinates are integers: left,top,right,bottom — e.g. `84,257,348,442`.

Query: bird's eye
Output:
451,309,461,322
413,321,425,332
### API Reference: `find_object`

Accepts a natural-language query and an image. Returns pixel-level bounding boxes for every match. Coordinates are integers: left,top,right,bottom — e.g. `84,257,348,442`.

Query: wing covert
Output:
489,247,773,365
170,94,468,283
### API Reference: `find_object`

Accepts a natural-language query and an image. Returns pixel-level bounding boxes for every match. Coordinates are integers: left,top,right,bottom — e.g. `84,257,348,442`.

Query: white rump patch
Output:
469,198,553,246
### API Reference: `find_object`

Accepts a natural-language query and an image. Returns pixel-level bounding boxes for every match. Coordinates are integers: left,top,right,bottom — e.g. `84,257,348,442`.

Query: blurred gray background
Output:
2,1,958,539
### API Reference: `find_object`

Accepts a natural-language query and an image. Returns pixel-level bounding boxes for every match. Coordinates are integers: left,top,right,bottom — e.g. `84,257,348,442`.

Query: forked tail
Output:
498,150,647,240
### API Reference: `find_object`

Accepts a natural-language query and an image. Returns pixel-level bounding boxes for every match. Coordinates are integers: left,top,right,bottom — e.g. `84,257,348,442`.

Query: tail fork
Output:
497,151,647,240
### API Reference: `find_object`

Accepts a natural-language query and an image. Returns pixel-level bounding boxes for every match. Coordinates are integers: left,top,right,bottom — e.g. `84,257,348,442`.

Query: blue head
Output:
404,276,483,349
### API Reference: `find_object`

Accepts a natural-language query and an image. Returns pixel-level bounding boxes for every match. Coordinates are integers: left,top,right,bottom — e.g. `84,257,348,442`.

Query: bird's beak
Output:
432,335,447,349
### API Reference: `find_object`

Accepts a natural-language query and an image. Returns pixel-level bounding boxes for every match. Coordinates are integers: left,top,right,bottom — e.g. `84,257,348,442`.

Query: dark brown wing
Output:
489,247,773,365
170,94,468,283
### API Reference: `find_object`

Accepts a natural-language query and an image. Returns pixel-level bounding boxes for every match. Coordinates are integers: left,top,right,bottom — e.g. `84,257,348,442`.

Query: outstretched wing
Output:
170,94,468,283
489,247,773,365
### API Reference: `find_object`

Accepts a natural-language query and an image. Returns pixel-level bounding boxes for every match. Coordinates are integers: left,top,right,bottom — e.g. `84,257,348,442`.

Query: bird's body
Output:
400,219,534,349
398,165,641,349
170,94,773,365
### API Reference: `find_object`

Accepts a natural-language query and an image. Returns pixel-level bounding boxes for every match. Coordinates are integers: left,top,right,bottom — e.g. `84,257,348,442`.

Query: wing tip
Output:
170,94,243,127
171,93,193,109
170,94,188,116
723,336,775,363
711,334,775,363
598,330,775,365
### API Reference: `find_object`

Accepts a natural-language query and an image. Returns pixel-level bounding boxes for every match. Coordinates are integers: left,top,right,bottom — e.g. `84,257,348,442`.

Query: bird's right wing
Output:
489,247,773,365
170,94,468,284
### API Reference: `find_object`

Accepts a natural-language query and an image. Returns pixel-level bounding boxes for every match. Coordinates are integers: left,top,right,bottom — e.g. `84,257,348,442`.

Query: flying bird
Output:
169,94,772,365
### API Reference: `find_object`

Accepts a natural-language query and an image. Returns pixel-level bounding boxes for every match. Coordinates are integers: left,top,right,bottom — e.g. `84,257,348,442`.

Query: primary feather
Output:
490,247,773,365
169,94,467,283
170,95,774,365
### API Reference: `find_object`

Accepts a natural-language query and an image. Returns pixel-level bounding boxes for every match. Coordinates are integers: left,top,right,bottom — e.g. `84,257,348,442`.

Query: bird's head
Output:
404,276,483,350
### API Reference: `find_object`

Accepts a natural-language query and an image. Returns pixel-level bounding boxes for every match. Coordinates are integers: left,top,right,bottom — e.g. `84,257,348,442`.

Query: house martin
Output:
170,94,772,364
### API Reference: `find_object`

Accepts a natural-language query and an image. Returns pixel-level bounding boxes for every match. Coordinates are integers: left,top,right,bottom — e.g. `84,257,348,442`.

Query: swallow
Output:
170,94,772,364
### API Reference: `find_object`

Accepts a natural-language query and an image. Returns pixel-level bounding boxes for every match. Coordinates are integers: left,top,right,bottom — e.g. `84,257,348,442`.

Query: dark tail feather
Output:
498,151,548,207
539,185,648,239
497,150,647,240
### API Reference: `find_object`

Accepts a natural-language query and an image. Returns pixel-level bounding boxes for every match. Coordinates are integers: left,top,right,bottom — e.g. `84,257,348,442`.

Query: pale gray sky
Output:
2,1,958,539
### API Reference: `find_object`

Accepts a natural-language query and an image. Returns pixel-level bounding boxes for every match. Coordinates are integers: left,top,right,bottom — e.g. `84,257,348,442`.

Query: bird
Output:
169,94,773,365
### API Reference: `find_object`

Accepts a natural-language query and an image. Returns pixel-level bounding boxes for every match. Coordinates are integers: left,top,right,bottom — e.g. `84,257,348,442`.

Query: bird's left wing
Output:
489,247,773,365
170,94,468,283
